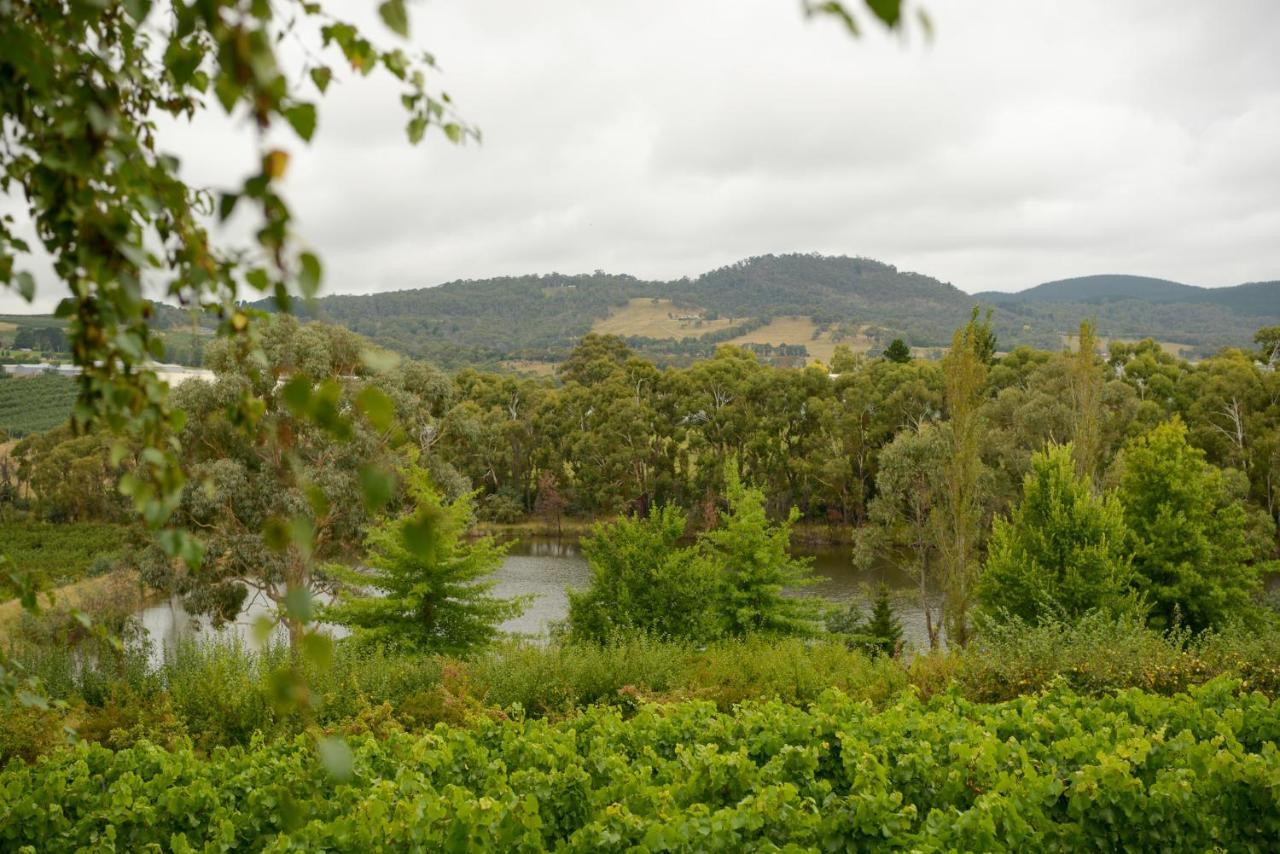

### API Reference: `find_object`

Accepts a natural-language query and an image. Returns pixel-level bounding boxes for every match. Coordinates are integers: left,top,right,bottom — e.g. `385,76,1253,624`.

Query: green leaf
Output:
298,251,322,298
283,587,315,623
358,464,397,512
356,386,396,432
301,631,333,670
378,0,410,37
865,0,902,27
359,347,401,373
317,736,354,781
284,103,318,142
443,122,463,144
15,271,35,302
218,192,240,222
281,376,313,415
309,66,333,93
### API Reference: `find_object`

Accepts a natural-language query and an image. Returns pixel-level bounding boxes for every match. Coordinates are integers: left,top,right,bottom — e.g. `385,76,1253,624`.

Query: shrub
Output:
4,683,1279,850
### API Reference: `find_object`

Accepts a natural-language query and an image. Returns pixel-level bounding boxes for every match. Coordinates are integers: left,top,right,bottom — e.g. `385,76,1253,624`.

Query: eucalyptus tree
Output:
856,423,948,648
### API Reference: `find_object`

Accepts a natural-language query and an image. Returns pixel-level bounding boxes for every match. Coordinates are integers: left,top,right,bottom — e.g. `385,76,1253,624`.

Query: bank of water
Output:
137,537,940,656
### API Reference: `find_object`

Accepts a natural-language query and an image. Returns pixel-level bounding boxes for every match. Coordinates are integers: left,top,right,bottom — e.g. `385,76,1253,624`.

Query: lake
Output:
137,536,939,657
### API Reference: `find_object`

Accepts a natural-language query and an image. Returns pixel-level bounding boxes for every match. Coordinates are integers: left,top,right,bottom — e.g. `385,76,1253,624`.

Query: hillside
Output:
6,258,1274,373
273,254,993,368
276,255,1276,368
976,274,1280,355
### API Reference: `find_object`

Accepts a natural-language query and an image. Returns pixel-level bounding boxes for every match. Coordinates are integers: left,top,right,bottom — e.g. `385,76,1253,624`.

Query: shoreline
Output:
471,517,856,547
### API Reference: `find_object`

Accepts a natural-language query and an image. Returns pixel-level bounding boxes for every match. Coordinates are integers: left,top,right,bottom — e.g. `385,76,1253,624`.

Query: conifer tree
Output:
325,465,525,653
976,443,1136,626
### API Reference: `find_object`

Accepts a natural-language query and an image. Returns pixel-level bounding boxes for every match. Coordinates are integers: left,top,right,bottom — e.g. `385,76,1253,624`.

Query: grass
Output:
591,298,737,339
723,316,878,365
7,614,1280,765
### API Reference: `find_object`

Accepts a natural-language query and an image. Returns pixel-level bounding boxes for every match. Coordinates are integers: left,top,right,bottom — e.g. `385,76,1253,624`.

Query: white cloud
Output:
3,0,1279,313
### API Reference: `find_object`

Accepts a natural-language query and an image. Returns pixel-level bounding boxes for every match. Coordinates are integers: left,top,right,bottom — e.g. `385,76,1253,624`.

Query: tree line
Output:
4,316,1278,648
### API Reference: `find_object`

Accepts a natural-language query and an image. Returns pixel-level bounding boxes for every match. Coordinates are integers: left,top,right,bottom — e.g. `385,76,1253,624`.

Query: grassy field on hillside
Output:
591,298,737,339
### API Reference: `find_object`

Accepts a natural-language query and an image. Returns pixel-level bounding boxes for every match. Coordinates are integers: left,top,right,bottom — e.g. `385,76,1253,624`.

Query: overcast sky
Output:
5,0,1280,313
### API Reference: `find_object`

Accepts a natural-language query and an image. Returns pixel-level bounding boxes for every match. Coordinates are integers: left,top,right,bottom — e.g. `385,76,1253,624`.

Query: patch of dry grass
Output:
591,298,736,340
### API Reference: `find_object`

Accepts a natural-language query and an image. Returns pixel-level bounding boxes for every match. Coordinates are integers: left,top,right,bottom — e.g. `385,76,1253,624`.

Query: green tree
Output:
864,584,904,656
324,465,524,654
933,308,991,645
1069,320,1104,484
702,467,823,637
568,504,722,643
976,443,1136,627
856,423,947,648
1255,325,1280,366
883,338,912,363
1117,419,1261,631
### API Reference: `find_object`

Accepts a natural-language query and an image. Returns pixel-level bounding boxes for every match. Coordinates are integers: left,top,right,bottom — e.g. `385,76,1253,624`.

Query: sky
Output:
4,0,1280,313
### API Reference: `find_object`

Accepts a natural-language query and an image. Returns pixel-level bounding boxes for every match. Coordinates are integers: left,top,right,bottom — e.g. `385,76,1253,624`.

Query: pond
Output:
137,536,940,657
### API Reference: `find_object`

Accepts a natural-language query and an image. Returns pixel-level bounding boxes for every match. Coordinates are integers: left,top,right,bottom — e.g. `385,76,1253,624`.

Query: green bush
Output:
4,681,1278,850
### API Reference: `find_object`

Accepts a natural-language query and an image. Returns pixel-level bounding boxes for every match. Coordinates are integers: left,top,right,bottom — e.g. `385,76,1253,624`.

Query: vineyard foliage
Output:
3,680,1279,851
0,521,131,595
0,374,77,438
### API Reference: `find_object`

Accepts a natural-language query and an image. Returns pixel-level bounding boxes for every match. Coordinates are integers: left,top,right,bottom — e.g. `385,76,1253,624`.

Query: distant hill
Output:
976,275,1205,304
271,256,1276,369
270,254,996,368
8,257,1274,374
974,274,1279,358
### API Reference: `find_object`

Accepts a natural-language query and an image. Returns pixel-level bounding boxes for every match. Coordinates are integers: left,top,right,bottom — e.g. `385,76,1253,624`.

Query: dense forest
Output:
5,316,1279,642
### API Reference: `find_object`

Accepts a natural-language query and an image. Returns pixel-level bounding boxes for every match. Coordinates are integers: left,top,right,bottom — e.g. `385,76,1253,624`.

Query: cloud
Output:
3,0,1279,313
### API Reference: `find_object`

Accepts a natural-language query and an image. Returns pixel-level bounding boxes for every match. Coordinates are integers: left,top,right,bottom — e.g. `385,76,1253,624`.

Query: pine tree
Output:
883,338,912,363
1117,418,1261,631
701,465,824,637
975,443,1136,626
324,466,525,653
865,584,904,656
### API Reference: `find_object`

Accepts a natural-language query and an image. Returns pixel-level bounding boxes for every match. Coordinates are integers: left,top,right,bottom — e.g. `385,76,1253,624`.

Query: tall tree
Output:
856,423,947,648
1069,320,1104,484
932,309,990,645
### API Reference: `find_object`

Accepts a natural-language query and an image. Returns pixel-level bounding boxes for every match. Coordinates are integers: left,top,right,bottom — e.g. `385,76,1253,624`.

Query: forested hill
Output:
267,254,1278,369
261,254,978,368
974,274,1280,358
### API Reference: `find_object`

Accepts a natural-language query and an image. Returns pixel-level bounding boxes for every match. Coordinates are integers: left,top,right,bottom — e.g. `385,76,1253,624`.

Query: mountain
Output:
977,274,1280,314
8,256,1266,371
973,274,1279,358
976,275,1205,304
276,255,1276,369
274,254,994,368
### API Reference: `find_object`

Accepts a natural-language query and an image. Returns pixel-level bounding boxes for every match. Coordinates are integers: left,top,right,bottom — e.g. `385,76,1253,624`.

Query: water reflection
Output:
136,536,941,654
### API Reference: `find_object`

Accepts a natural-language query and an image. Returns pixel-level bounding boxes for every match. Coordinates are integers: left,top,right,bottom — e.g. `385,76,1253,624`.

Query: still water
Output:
138,537,939,655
